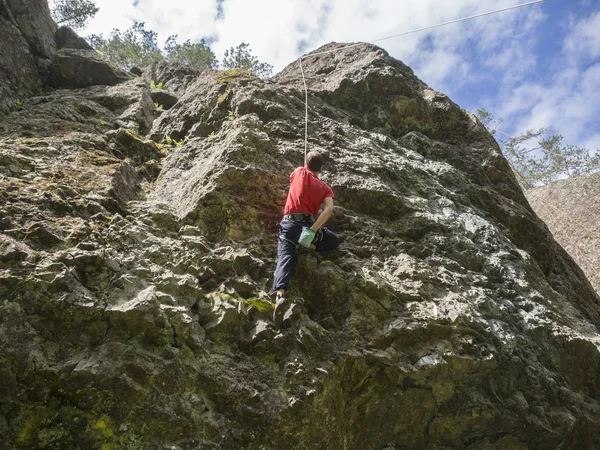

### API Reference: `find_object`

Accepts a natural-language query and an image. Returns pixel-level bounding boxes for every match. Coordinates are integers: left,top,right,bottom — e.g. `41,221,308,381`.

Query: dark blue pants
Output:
272,219,340,292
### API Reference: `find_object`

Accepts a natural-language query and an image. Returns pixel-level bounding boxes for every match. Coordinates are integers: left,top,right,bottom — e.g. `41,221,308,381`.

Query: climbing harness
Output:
297,0,547,165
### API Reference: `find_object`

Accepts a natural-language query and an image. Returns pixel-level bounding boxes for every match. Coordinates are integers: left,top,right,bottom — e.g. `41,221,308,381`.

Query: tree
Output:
50,0,99,30
89,24,220,71
476,108,600,189
222,43,273,78
89,23,162,70
89,26,274,77
164,36,217,70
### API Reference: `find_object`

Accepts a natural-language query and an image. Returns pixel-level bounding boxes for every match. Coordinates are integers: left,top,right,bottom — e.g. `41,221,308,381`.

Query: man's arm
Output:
311,197,334,231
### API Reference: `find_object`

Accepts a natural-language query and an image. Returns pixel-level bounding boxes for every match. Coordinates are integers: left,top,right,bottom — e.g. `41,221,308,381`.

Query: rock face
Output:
0,0,128,114
527,172,600,294
4,0,56,60
47,48,132,89
0,0,55,113
2,36,600,450
55,26,94,51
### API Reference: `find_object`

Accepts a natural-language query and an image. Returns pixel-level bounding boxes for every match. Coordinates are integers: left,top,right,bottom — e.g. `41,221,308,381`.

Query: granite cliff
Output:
2,2,600,449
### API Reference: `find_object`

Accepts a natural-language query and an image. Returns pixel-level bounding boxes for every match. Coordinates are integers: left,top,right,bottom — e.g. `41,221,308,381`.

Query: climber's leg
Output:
272,221,302,293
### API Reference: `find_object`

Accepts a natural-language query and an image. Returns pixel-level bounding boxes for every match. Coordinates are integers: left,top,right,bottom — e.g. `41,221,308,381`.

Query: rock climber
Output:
272,151,340,324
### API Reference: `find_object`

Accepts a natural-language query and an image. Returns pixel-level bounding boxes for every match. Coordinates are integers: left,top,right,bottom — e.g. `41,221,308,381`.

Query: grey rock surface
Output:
5,0,56,59
1,40,600,450
0,0,53,114
47,48,132,89
150,88,179,110
0,0,127,115
55,25,93,50
143,61,202,96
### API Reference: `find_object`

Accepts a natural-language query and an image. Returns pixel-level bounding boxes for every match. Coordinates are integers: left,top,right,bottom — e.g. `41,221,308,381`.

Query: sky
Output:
81,0,600,152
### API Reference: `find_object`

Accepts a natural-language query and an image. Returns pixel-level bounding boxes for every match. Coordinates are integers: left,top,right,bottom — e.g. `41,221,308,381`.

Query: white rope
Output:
297,0,546,160
299,56,308,166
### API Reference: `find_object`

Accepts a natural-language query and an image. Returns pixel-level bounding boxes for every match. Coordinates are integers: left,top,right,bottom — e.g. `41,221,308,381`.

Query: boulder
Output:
47,48,131,89
55,26,93,50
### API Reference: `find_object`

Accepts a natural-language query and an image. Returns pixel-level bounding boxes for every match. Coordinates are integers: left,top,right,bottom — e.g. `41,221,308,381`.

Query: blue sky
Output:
81,0,600,151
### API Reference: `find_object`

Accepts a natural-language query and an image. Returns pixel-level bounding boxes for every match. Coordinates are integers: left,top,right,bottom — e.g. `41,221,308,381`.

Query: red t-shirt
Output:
284,167,335,217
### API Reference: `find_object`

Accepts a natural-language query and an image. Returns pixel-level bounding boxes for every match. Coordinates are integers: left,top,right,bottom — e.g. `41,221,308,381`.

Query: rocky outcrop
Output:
55,26,94,50
4,0,56,60
144,61,201,96
0,0,132,115
47,48,132,89
150,88,179,110
527,172,600,294
0,0,54,113
2,40,600,450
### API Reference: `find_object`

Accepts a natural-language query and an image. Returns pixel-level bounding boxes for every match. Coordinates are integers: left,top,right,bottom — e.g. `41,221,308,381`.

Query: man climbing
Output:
272,151,340,324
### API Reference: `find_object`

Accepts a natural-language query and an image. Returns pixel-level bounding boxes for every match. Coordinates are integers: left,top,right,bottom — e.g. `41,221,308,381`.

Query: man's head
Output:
306,151,323,173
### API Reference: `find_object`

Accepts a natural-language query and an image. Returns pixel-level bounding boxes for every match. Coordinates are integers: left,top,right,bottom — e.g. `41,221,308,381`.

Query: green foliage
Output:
89,24,219,71
208,131,216,137
88,23,162,70
150,80,163,89
475,108,503,134
14,99,22,110
49,0,98,30
153,102,163,110
476,108,600,190
216,68,254,84
165,135,183,147
164,35,217,70
228,110,235,121
222,42,273,78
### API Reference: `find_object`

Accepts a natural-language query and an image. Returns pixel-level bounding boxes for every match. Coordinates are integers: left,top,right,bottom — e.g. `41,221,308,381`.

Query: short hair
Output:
306,151,323,172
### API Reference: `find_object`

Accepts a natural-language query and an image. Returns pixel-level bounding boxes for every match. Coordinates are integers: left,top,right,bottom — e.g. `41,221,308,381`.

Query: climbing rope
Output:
298,0,547,163
299,57,309,166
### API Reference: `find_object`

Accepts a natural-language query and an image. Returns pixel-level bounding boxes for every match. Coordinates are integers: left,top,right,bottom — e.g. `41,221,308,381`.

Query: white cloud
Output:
84,0,138,36
563,10,600,63
84,0,219,40
494,7,600,153
84,0,546,75
81,0,598,151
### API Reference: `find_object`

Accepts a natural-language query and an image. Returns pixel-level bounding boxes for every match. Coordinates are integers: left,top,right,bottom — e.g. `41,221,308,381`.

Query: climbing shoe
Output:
273,292,287,326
